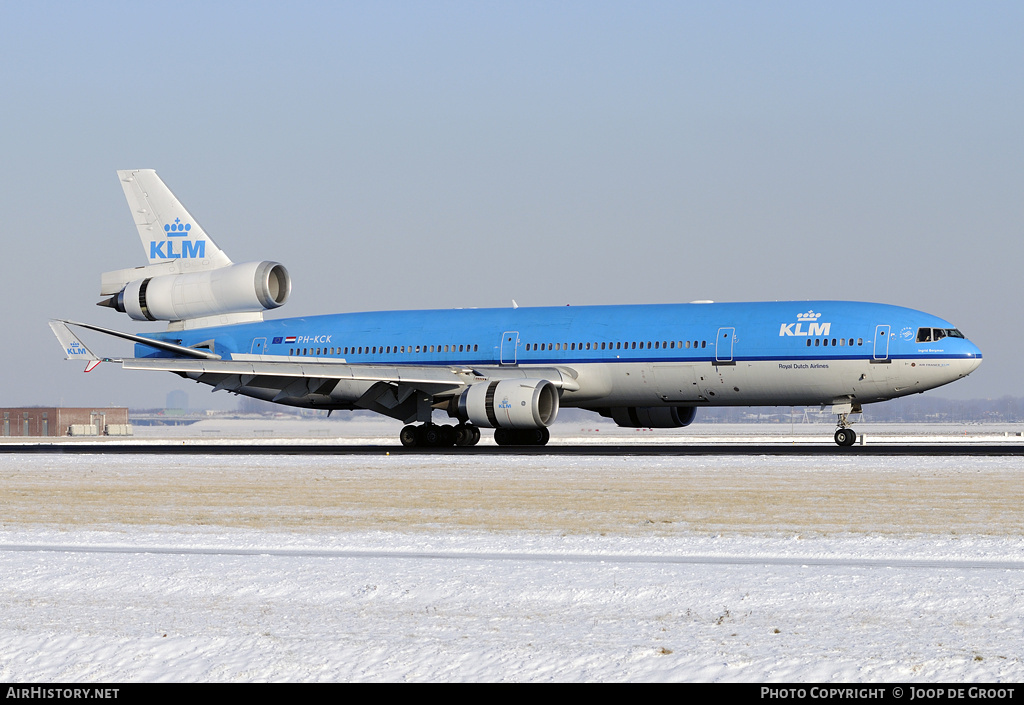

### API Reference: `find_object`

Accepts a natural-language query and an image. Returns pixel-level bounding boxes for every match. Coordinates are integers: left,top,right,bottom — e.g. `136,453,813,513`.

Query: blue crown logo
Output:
164,218,191,237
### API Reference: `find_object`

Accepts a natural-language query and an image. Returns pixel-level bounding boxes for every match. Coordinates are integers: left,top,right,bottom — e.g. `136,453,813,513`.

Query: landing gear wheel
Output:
454,424,481,447
400,425,419,447
524,427,550,446
417,424,442,447
439,424,457,447
834,428,857,446
493,427,550,446
400,424,467,448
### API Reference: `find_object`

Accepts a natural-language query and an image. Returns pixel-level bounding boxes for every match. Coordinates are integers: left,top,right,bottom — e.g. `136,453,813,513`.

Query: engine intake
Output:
101,261,290,322
450,379,560,429
603,406,697,428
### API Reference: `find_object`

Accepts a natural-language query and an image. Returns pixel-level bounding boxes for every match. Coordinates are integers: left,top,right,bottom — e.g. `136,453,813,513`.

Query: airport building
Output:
0,408,132,437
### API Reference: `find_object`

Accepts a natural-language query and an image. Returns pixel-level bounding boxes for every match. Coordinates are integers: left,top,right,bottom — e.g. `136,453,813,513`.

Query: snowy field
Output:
1,446,1023,682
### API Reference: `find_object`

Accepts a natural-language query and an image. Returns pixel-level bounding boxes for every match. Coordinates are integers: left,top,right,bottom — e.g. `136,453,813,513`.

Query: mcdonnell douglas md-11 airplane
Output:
51,170,982,446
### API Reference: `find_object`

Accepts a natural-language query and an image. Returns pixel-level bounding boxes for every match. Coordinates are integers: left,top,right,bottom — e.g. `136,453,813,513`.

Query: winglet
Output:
48,320,105,372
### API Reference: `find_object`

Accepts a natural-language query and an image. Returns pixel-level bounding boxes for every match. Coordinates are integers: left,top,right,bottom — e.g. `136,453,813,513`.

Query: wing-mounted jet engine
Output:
447,378,560,446
98,170,291,330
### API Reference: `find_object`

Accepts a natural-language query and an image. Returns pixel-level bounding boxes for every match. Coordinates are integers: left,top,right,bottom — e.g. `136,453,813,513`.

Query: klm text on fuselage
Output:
779,322,831,336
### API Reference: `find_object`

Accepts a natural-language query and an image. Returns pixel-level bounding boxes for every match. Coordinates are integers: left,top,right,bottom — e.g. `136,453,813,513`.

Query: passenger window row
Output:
523,340,708,352
288,339,714,357
289,344,480,357
805,338,863,347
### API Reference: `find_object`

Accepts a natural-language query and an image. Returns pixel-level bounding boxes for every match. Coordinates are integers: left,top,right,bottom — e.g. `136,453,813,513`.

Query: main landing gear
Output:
399,423,481,448
398,424,551,447
494,427,550,446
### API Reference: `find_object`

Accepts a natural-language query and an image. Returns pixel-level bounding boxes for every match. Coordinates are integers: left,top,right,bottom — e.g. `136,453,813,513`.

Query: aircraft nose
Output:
961,341,983,377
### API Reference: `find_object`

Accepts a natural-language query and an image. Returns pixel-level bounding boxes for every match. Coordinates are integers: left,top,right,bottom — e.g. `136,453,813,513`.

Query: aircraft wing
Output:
122,356,474,395
123,356,578,391
123,356,580,421
51,319,580,420
50,319,222,360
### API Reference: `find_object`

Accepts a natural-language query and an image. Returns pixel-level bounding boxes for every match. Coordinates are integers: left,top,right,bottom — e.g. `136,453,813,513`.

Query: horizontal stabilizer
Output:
49,320,222,360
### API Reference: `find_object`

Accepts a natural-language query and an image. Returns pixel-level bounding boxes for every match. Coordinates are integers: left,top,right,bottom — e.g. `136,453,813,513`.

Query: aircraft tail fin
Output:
117,170,232,269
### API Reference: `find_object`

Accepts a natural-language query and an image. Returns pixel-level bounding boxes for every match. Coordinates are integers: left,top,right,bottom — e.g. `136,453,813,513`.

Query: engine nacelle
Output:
604,406,697,428
450,379,560,429
105,261,290,322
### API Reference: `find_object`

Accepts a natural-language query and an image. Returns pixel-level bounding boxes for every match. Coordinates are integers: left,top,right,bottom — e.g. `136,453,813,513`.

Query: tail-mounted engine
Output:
99,261,291,323
450,379,560,429
601,406,697,428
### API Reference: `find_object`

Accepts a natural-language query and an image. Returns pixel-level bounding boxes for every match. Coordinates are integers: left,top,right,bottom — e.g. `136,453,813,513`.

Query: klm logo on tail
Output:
779,310,831,337
150,218,206,259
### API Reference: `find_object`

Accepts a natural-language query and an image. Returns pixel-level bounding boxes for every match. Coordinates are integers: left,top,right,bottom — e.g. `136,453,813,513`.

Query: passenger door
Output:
873,325,890,361
716,327,735,363
500,331,519,366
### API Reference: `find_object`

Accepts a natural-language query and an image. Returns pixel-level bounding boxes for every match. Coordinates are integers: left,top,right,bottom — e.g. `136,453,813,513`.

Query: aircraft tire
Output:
494,427,549,446
418,424,442,447
454,424,478,447
525,427,550,446
400,425,419,447
439,424,457,447
834,428,856,446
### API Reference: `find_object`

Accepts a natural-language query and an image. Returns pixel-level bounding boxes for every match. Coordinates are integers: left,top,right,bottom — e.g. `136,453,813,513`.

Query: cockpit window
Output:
917,327,965,343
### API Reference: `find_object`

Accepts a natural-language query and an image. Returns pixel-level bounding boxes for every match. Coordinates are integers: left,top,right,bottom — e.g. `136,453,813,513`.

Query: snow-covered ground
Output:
1,447,1022,682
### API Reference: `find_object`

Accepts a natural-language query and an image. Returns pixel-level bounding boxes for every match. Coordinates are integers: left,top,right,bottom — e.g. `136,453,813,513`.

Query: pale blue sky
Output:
2,1,1021,408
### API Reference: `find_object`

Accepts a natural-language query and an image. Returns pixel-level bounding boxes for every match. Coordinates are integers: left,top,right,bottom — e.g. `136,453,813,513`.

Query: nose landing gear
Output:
834,427,857,446
833,408,861,447
831,402,862,447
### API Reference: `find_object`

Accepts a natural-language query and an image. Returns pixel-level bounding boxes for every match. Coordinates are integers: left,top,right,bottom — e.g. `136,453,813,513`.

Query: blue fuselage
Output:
139,300,981,410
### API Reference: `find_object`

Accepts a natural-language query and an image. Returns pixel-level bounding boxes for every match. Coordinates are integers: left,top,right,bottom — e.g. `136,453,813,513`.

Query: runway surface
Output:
3,442,1023,455
3,542,1023,572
